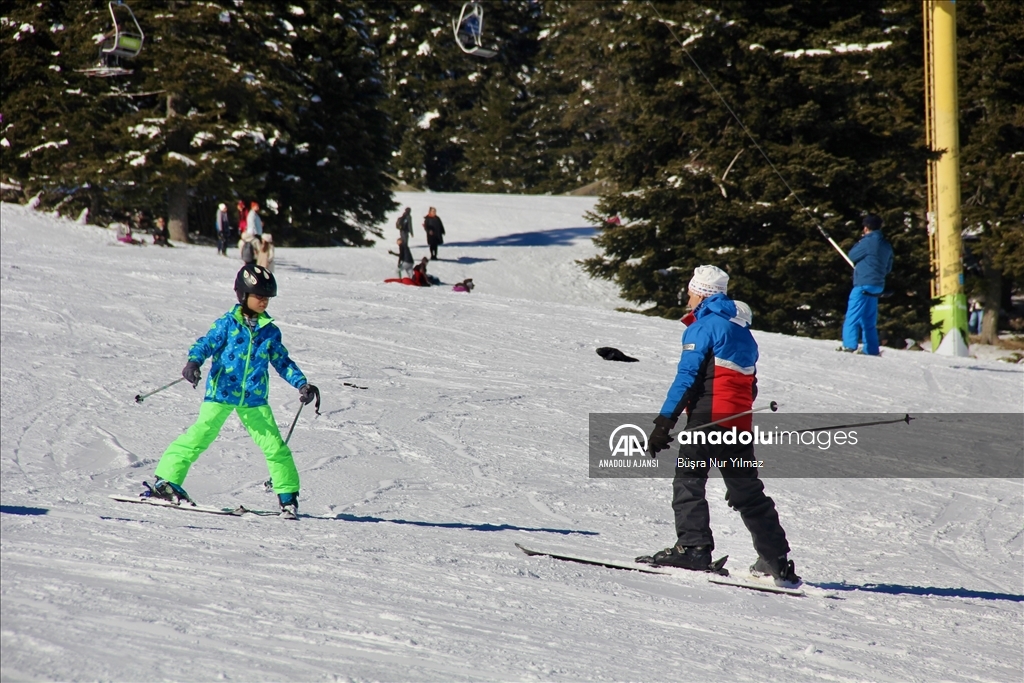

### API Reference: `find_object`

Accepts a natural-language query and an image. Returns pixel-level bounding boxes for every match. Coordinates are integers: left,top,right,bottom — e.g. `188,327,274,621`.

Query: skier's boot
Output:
143,479,194,505
636,543,712,571
750,553,802,587
278,492,299,520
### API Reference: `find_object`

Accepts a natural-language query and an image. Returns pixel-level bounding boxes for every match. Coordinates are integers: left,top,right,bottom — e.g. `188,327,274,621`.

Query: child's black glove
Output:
182,361,202,388
299,383,319,405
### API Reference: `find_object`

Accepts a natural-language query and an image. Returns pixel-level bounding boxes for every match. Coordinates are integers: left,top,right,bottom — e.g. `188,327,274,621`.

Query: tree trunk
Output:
165,91,190,243
167,182,189,242
979,265,1001,345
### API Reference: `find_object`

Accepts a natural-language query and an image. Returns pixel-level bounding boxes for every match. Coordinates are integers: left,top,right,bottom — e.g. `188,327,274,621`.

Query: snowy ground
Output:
2,195,1022,682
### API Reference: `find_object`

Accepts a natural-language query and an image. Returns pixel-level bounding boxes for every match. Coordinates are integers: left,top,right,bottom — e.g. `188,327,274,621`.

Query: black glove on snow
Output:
182,361,202,388
299,383,319,405
647,415,676,457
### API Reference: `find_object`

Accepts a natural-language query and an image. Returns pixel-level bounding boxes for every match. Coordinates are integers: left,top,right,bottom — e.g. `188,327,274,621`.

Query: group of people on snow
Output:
227,201,274,272
386,206,471,293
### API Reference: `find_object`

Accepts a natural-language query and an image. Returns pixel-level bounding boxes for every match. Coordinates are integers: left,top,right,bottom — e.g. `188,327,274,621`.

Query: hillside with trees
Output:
2,1,1019,341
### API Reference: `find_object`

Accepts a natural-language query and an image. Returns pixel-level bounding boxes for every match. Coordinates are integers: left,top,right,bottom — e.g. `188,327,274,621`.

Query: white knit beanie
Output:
688,265,729,297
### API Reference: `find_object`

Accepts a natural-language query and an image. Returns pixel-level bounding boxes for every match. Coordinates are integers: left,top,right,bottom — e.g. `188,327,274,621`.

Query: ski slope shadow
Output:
1,505,49,516
810,581,1024,602
443,226,597,248
330,512,597,536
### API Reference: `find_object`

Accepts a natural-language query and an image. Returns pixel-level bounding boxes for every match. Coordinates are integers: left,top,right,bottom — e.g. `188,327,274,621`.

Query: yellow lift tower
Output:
923,1,969,355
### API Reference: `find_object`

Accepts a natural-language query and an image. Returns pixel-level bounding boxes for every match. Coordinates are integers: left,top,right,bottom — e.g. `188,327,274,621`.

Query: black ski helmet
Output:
234,264,277,305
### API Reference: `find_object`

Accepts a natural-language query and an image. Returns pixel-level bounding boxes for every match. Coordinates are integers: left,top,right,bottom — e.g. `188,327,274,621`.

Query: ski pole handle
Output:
134,377,187,403
677,401,779,433
284,403,304,445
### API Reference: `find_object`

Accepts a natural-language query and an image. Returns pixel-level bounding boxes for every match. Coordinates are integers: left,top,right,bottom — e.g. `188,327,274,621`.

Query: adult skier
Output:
839,214,893,355
144,265,319,519
637,265,800,586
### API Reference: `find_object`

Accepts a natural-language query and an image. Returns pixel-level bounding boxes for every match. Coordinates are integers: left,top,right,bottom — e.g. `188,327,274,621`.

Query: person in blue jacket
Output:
637,265,799,586
840,214,894,355
144,265,319,519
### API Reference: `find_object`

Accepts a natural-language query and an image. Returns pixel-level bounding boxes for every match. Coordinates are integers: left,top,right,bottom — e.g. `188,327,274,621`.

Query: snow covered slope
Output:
2,196,1021,682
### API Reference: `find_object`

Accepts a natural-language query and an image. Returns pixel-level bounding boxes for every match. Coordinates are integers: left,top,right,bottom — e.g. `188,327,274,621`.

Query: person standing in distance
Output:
247,201,264,239
637,265,800,586
423,207,445,260
840,214,893,355
215,203,231,256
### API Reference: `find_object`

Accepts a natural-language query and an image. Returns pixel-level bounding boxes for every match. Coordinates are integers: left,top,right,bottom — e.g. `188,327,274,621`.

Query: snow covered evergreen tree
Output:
582,0,933,344
957,0,1024,342
1,1,392,245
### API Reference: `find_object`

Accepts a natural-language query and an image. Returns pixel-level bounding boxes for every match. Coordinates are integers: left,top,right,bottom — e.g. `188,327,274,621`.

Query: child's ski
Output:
109,494,280,517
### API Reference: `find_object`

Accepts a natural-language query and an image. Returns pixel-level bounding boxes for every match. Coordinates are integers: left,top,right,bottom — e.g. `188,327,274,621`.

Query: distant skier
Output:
391,237,414,278
423,207,445,260
143,265,319,519
257,233,275,272
839,214,893,355
396,207,413,247
246,201,263,238
236,200,249,239
239,231,259,266
215,203,230,256
152,217,173,247
637,265,800,586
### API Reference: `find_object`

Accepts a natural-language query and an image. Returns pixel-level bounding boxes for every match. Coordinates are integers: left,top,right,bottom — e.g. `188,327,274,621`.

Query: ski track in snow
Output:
2,196,1022,681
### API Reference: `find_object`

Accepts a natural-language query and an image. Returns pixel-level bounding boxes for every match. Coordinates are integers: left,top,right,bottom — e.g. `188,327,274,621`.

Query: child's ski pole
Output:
134,377,187,403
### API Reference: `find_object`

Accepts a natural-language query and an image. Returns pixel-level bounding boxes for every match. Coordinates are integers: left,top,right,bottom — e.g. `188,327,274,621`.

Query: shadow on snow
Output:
1,505,49,516
811,581,1024,602
443,226,596,248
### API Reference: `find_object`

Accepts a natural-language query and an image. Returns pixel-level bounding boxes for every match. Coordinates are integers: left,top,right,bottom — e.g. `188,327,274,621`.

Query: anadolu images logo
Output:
608,424,648,457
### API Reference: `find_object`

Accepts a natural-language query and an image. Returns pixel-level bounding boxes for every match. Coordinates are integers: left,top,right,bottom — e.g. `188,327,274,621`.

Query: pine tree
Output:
583,0,932,345
2,1,393,245
957,0,1024,342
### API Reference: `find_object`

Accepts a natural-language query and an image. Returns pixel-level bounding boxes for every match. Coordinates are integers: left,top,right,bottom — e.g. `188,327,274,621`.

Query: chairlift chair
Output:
452,2,497,59
79,2,143,77
100,1,144,60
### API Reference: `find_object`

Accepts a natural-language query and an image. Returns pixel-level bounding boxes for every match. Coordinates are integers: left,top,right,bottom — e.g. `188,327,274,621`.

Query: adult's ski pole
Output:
816,224,855,269
787,414,914,433
134,377,187,403
677,401,779,434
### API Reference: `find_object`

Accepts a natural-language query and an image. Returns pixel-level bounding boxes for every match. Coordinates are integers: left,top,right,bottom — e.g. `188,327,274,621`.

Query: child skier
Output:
144,264,319,519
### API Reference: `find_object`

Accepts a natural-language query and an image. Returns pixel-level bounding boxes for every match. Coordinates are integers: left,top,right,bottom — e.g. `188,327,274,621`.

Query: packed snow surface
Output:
2,195,1022,682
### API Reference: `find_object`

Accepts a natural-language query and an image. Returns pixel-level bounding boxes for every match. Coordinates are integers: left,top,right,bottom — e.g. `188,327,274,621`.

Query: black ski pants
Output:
672,439,790,561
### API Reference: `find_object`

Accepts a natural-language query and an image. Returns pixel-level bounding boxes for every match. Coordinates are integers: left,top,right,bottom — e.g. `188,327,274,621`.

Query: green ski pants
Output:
154,401,299,494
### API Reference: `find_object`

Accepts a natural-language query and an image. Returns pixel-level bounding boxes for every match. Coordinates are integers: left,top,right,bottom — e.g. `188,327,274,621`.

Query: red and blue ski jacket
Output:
188,305,307,408
659,293,758,429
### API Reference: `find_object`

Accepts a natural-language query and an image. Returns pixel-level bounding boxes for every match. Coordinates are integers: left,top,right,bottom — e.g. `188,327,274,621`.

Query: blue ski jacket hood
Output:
188,305,306,407
849,230,894,287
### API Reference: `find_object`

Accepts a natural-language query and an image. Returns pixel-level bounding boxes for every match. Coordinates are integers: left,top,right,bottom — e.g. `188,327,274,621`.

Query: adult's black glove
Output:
182,361,202,388
299,383,319,405
647,415,676,457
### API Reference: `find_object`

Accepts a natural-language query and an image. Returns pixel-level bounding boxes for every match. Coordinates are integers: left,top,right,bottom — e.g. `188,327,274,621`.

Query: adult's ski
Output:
515,543,728,576
708,574,805,596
